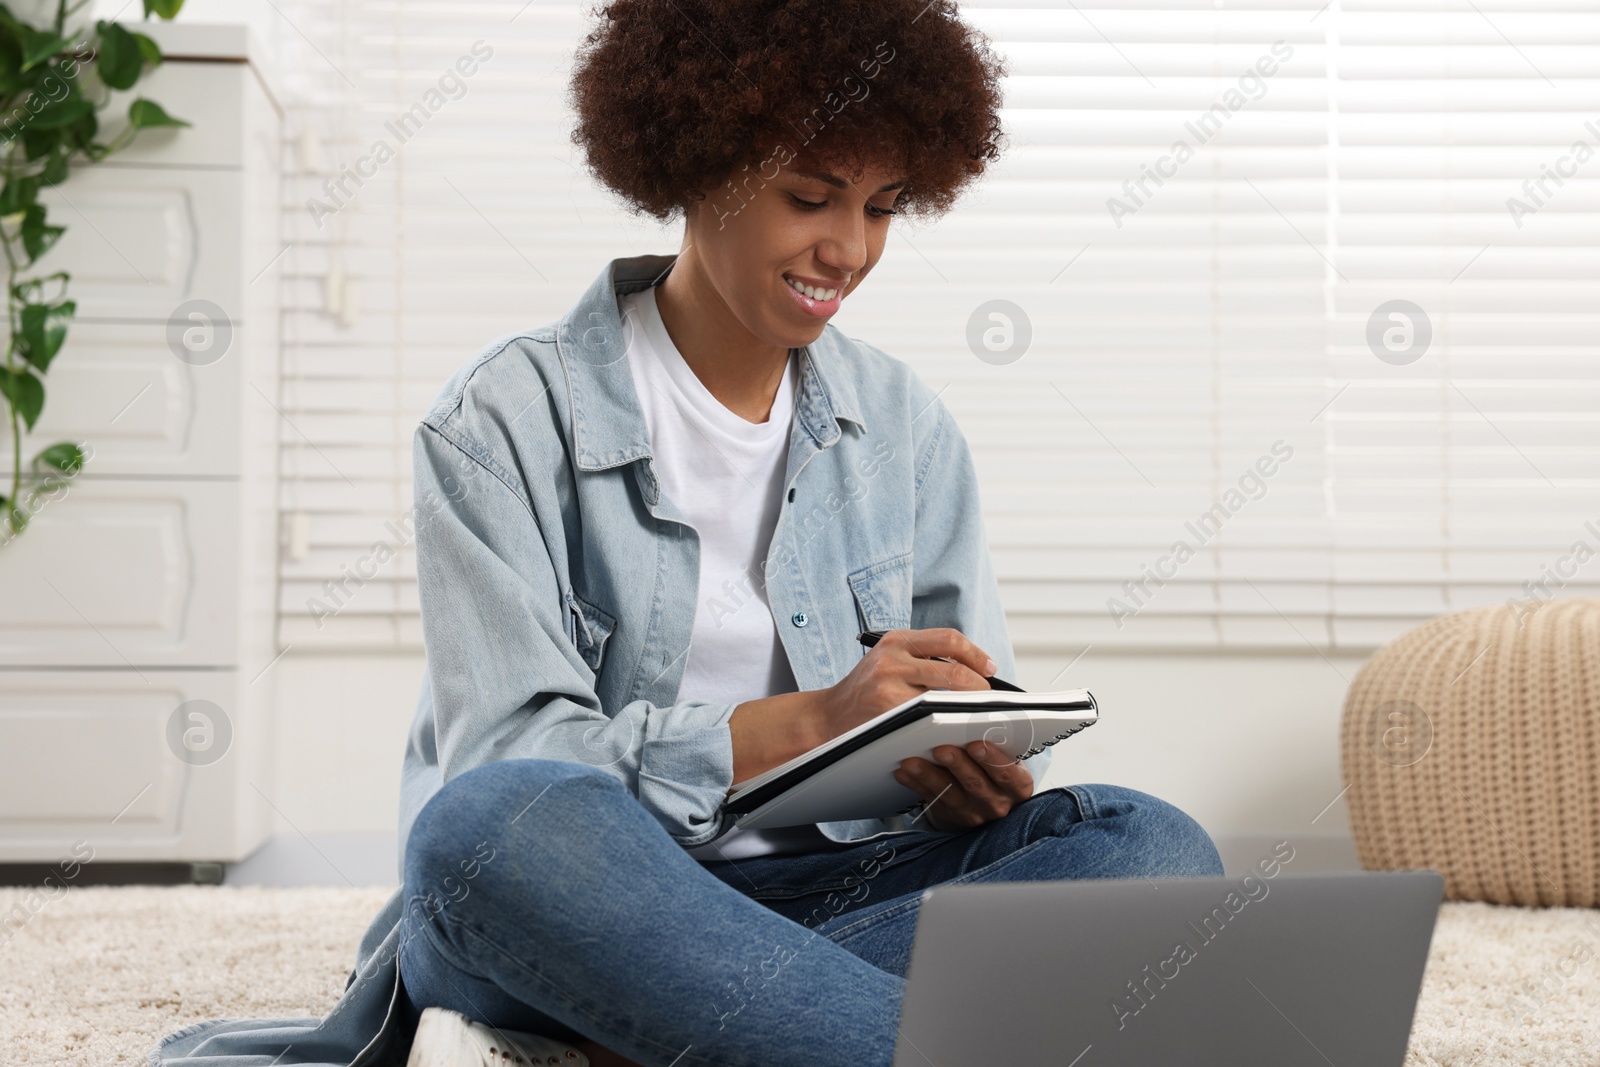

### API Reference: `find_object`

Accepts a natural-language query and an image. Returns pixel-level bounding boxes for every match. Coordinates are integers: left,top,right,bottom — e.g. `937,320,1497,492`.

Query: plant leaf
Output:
66,107,100,156
0,174,39,216
95,22,143,90
0,367,45,429
128,97,188,129
132,31,162,66
33,442,84,476
17,298,74,371
21,203,65,262
11,271,70,304
20,28,68,72
41,146,69,184
21,126,59,162
0,31,21,94
29,94,93,130
143,0,186,18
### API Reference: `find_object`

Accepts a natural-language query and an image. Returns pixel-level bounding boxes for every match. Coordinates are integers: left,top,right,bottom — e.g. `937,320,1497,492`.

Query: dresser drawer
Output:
0,668,269,861
33,166,252,324
0,322,273,478
0,479,271,667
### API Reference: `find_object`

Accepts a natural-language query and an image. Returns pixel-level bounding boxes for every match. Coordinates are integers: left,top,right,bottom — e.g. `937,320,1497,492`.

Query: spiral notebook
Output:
724,688,1098,830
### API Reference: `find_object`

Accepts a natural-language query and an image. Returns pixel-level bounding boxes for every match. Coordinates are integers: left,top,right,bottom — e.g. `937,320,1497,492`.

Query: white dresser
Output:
0,24,282,867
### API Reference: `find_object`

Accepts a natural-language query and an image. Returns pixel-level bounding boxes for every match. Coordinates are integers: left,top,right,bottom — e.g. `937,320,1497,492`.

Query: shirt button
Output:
791,611,809,627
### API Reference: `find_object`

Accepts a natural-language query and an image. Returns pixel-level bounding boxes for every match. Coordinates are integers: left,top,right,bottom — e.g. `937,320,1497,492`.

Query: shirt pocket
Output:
565,589,618,675
847,552,913,633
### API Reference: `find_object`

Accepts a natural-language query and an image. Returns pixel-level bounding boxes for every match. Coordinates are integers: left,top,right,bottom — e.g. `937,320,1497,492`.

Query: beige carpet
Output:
1,885,1597,1066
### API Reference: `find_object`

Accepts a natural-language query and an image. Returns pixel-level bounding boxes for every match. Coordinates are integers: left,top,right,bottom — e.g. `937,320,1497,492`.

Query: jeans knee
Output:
1068,784,1224,878
405,759,627,889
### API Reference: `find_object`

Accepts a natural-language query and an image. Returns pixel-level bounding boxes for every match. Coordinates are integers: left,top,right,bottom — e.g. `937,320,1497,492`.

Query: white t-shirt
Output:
618,284,835,861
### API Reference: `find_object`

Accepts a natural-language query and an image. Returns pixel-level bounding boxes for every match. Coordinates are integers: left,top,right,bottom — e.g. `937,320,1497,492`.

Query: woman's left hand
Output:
894,740,1035,832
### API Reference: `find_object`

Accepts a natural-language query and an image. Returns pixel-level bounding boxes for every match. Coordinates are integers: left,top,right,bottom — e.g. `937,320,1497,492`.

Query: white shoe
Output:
406,1006,590,1067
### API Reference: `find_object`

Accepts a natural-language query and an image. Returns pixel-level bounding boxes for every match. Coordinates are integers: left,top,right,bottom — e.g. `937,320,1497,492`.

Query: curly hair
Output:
567,0,1007,222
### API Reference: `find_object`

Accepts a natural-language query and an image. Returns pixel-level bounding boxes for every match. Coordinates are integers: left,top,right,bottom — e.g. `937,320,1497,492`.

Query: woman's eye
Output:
789,193,897,219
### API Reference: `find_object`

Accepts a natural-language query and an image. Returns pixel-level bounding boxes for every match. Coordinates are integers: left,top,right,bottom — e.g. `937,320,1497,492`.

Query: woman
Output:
152,2,1220,1066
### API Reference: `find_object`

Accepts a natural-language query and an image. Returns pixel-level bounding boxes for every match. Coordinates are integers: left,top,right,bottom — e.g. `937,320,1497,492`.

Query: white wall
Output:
262,648,1367,875
268,652,426,836
1018,649,1364,872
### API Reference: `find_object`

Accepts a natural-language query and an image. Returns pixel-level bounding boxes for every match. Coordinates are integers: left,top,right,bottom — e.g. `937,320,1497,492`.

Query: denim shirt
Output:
149,253,1049,1067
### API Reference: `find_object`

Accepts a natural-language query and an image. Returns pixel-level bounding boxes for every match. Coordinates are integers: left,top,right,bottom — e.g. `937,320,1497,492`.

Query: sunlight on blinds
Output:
270,1,1600,653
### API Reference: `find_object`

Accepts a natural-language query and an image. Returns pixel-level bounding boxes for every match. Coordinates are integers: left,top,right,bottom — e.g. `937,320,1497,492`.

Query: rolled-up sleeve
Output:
412,419,734,847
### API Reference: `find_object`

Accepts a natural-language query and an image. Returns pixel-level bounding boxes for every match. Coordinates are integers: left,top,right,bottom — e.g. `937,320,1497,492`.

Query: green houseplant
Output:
0,0,187,540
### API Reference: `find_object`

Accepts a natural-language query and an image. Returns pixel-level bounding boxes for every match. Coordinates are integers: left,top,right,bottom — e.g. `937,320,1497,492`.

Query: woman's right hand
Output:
727,628,998,788
814,627,997,742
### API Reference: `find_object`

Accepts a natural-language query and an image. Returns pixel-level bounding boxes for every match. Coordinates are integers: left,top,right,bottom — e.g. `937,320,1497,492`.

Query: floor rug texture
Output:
1,886,1597,1066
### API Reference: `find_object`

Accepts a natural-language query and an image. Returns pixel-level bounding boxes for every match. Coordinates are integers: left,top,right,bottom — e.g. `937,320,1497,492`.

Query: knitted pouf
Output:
1340,596,1600,907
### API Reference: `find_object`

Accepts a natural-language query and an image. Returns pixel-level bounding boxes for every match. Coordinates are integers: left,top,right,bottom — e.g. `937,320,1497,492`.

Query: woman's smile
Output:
781,270,847,318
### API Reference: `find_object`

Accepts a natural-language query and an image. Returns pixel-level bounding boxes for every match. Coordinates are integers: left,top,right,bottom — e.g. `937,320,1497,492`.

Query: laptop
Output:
893,870,1443,1067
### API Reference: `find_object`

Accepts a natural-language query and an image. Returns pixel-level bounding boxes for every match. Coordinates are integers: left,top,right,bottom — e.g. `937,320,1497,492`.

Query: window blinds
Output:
271,1,1600,653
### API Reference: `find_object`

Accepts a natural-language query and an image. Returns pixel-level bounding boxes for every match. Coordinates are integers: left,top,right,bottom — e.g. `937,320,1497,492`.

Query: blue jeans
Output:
396,758,1222,1067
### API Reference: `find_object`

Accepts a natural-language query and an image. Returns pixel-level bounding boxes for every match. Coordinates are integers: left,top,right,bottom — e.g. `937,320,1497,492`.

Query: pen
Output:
856,630,1026,692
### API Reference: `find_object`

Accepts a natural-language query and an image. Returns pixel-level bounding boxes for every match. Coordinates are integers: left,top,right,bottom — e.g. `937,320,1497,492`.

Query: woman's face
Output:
683,153,906,349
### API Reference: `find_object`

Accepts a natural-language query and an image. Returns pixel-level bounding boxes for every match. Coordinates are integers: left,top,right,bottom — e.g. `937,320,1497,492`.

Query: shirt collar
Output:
556,253,868,472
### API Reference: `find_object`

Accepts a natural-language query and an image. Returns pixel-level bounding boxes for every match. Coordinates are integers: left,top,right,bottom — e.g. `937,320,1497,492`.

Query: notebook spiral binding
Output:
1014,718,1097,761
